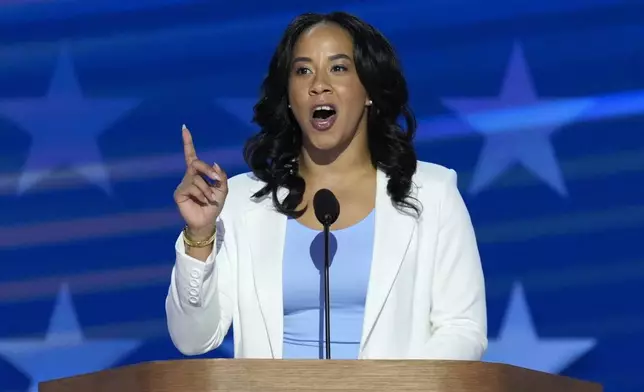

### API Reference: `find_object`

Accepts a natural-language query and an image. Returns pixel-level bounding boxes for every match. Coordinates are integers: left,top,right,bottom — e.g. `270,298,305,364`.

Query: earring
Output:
367,100,373,106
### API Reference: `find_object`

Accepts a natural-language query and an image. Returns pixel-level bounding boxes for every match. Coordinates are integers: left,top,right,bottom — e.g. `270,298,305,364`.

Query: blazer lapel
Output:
360,169,417,353
243,188,287,359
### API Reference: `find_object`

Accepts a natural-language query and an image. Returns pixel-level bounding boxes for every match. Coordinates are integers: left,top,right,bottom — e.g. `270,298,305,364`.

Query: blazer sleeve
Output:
165,216,235,356
422,169,488,360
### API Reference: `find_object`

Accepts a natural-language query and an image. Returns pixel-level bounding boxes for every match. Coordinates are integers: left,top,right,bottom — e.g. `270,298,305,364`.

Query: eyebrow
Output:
292,53,352,64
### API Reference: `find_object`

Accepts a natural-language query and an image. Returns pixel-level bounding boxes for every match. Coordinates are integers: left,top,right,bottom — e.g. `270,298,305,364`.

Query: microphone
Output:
313,188,340,360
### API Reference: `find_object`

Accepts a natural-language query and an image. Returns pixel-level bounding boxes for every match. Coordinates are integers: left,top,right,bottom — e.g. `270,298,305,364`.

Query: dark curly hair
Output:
243,11,420,218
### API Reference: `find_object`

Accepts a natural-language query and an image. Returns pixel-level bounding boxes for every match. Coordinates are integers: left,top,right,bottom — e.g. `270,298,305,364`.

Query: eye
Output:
295,67,311,75
331,64,348,72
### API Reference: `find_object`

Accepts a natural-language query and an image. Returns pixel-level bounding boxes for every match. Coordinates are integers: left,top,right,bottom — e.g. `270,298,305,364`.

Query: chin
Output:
303,128,345,152
307,138,342,152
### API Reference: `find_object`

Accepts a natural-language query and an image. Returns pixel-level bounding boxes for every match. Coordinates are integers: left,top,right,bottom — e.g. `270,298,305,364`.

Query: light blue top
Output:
282,210,375,359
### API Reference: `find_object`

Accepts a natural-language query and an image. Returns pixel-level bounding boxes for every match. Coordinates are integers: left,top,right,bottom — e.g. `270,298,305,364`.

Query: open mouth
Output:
310,104,337,131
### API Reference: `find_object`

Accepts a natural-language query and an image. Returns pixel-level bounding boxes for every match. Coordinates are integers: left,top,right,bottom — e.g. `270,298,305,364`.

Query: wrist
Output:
185,225,216,242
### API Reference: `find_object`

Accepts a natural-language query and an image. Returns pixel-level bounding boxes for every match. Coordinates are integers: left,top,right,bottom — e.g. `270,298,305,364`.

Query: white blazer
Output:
166,160,487,360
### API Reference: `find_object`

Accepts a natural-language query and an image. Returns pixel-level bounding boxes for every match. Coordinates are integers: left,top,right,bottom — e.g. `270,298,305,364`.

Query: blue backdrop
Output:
0,1,643,391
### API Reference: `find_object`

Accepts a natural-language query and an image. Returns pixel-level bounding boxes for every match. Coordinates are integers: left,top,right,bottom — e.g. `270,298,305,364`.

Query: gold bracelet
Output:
183,225,216,248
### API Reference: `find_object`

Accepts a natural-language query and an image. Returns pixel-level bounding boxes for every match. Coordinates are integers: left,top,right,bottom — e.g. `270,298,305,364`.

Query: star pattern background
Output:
483,282,596,374
0,1,643,392
0,45,141,196
0,285,142,392
441,43,595,197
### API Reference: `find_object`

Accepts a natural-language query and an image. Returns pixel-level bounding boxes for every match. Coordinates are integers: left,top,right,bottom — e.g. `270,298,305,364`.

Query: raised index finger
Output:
182,124,197,166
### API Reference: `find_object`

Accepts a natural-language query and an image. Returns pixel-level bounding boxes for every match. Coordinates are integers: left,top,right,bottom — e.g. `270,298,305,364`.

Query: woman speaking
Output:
166,12,487,360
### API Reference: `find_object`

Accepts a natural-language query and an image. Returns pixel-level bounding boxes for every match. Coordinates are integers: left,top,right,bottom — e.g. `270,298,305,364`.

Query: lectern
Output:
39,359,602,392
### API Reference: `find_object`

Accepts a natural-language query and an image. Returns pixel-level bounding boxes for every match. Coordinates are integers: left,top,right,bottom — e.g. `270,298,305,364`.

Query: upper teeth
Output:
315,105,333,111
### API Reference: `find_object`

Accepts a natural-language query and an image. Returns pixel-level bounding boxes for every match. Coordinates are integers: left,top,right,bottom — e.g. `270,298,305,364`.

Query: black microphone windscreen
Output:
313,188,340,226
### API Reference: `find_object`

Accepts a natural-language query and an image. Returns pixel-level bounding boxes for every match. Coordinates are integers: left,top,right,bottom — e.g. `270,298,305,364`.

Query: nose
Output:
309,73,332,96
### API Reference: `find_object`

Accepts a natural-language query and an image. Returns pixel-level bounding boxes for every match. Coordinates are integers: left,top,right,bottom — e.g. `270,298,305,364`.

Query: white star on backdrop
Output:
442,43,594,197
483,282,596,374
0,284,142,392
0,44,141,195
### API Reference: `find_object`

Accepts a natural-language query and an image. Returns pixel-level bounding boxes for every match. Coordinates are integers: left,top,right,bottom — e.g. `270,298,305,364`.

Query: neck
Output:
300,148,372,179
299,133,373,182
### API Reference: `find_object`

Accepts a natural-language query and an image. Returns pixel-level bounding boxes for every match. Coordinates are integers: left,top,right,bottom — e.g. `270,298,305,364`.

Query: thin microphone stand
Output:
323,220,331,360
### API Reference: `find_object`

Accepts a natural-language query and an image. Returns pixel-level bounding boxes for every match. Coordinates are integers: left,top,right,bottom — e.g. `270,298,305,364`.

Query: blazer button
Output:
190,269,201,279
189,296,198,304
189,288,199,296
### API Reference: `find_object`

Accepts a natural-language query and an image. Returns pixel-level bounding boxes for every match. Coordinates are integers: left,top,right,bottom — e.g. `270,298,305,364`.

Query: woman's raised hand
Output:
173,125,228,240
